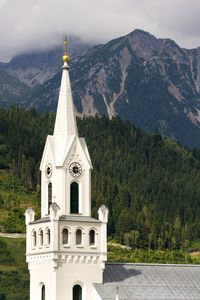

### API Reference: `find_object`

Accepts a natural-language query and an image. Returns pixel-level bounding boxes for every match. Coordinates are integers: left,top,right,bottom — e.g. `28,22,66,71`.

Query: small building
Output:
25,42,200,300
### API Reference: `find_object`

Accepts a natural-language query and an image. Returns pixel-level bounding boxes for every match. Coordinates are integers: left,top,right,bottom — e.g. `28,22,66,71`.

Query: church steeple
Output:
39,38,93,217
53,39,78,137
25,40,108,300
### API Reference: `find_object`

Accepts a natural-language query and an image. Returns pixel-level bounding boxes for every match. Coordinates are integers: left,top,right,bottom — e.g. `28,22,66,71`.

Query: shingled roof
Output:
94,263,200,300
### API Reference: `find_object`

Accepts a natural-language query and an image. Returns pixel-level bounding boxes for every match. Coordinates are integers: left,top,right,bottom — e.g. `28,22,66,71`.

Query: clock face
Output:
45,163,53,178
69,162,82,178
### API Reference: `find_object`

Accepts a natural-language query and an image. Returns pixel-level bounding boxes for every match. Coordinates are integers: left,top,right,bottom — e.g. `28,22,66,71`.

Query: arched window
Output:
41,284,45,300
48,182,52,214
73,284,82,300
89,229,95,246
46,228,50,245
62,228,69,245
32,230,37,247
39,229,43,246
70,182,79,214
76,229,82,246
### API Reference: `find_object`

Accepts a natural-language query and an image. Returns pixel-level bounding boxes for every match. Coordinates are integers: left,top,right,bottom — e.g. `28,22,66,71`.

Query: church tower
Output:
25,41,108,300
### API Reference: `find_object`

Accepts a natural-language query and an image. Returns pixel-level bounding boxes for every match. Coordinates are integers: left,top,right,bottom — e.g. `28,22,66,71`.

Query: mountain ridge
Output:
0,36,91,87
1,29,200,147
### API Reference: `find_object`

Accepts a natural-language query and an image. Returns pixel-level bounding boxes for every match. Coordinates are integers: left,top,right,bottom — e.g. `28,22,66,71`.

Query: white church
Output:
25,42,200,300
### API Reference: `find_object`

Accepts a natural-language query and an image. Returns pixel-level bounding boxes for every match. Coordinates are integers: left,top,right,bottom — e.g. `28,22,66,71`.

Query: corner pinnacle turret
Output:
53,39,78,137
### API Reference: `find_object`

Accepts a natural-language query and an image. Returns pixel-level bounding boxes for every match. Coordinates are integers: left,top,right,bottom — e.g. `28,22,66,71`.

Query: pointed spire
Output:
53,39,78,137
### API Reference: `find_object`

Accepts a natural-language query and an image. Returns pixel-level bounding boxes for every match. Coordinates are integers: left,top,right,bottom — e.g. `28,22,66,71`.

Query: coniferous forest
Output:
1,106,200,251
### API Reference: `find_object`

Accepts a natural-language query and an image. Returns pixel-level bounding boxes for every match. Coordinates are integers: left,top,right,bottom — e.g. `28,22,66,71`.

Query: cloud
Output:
0,0,200,61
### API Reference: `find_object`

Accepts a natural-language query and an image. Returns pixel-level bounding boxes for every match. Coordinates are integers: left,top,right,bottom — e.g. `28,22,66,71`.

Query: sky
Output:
0,0,200,62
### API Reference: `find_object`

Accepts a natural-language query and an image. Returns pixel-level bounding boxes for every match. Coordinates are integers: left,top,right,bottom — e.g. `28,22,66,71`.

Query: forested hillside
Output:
1,107,200,250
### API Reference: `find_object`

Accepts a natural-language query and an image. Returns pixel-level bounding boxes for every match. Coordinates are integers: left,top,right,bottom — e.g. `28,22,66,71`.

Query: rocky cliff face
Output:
0,69,29,107
71,30,200,127
2,30,200,147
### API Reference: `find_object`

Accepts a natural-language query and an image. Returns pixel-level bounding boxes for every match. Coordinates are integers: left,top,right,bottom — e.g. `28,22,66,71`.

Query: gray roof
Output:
31,215,100,224
60,215,101,223
94,263,200,300
31,216,50,224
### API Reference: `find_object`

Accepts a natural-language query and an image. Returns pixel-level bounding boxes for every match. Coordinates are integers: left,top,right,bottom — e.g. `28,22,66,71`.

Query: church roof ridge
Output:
105,262,200,268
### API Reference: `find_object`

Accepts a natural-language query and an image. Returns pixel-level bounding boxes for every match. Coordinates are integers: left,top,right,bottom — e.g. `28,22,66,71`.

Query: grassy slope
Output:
0,237,29,300
0,170,36,298
108,243,200,264
0,170,40,233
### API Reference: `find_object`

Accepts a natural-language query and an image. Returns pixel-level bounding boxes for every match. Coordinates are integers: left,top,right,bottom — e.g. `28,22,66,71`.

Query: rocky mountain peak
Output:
126,29,160,59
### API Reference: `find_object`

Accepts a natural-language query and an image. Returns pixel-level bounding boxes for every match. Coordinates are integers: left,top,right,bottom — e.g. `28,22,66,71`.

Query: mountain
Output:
3,48,62,87
70,31,200,148
2,30,200,147
0,69,29,107
0,36,91,87
23,29,200,148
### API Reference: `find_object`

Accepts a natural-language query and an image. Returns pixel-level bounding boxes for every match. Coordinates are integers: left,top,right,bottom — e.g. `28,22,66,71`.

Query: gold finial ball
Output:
63,54,69,62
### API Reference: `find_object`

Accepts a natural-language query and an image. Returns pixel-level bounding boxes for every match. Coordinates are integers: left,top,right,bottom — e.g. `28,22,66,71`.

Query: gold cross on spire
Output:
63,37,69,63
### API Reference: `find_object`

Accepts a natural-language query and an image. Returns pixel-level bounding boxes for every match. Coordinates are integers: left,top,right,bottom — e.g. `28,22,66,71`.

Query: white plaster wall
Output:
41,167,66,217
26,221,55,256
26,218,106,299
26,219,106,257
58,221,102,254
56,262,103,300
93,288,102,300
40,141,55,217
41,171,49,217
29,263,55,300
29,260,102,300
41,160,91,217
65,165,91,216
53,167,65,214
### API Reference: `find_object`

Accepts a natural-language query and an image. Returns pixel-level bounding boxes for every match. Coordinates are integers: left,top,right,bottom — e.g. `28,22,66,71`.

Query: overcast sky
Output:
1,0,200,62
